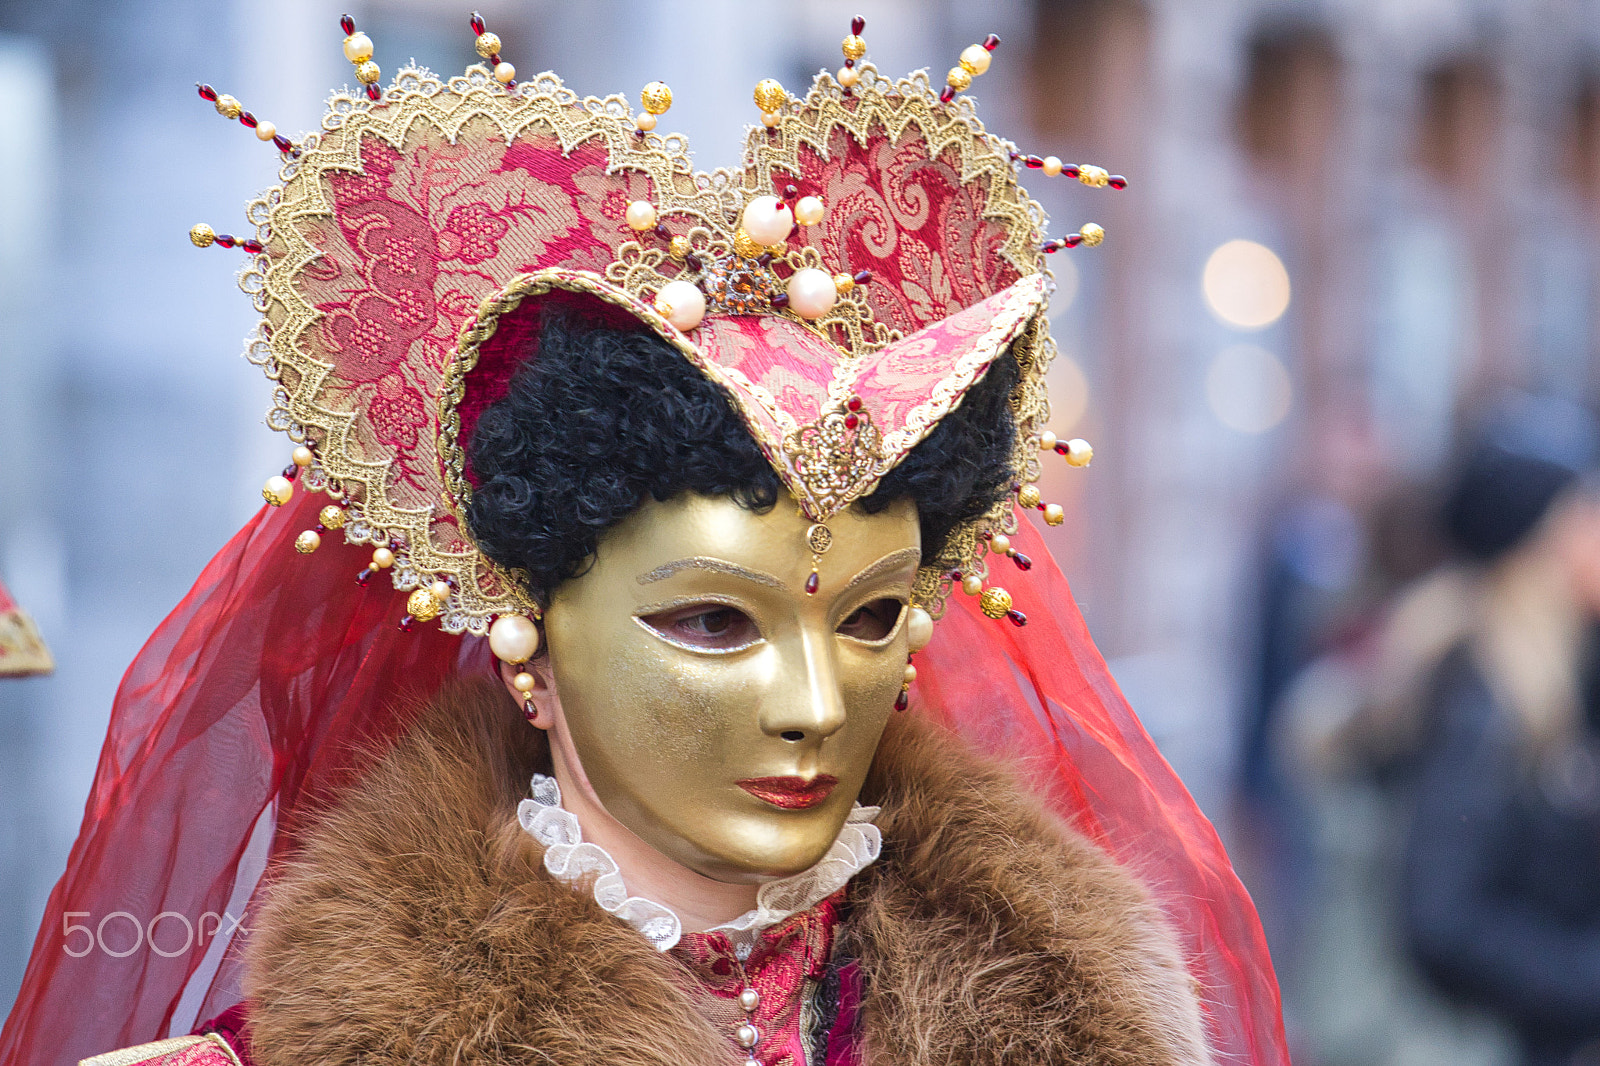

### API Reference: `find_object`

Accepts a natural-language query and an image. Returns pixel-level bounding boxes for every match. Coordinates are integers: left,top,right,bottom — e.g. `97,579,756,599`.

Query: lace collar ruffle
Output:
517,773,881,953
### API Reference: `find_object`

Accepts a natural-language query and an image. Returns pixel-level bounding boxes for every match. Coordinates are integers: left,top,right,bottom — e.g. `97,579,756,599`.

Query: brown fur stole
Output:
244,680,1211,1066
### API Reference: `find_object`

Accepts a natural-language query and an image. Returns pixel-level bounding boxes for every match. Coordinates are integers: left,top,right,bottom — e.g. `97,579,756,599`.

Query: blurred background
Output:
3,0,1600,1062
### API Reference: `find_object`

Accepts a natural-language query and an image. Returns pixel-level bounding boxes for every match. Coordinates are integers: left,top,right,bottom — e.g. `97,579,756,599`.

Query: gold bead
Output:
669,235,691,259
962,574,984,596
733,228,762,259
474,31,501,58
406,587,441,622
766,243,787,258
262,475,293,507
189,223,216,248
213,94,243,119
640,80,673,115
841,34,867,61
1079,222,1105,247
295,529,321,554
1017,484,1042,509
355,60,382,85
1078,164,1110,187
371,546,396,569
1064,438,1094,467
979,586,1013,619
946,66,973,92
319,504,346,529
831,272,855,295
1044,503,1066,526
753,78,786,113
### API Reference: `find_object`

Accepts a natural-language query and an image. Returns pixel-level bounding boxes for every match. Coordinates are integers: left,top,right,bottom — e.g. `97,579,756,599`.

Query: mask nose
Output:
759,624,847,742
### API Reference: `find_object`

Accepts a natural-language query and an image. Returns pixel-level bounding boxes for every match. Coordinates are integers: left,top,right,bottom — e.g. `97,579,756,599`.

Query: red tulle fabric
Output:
0,494,1285,1066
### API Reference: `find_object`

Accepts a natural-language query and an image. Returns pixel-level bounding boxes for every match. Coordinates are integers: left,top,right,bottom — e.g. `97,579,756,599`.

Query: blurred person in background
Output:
1399,396,1600,1066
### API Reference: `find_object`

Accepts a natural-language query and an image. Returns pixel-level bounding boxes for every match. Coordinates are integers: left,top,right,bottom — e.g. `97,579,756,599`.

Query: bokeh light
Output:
1205,343,1293,433
1047,352,1090,433
1203,239,1291,329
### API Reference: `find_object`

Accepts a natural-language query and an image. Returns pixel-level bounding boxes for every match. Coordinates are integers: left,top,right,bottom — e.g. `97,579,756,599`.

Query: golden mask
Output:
536,493,920,883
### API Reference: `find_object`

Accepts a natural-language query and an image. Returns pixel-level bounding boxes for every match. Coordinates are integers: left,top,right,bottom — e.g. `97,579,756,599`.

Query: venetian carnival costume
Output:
0,15,1287,1066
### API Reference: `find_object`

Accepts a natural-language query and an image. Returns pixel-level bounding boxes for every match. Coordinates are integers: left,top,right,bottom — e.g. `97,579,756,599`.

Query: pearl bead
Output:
355,60,381,85
634,111,657,132
738,988,760,1012
254,120,277,142
654,280,706,332
739,196,794,246
906,606,934,651
493,61,516,84
343,32,374,63
904,663,918,684
489,614,541,664
1042,156,1063,177
625,200,658,232
371,547,395,569
761,111,780,128
1065,438,1094,467
794,196,825,226
988,533,1011,555
1042,431,1062,452
736,1024,759,1049
429,580,452,603
262,475,293,507
294,529,321,554
513,671,537,693
292,445,314,467
838,65,860,88
960,43,992,76
962,575,983,596
1044,504,1066,526
786,267,838,319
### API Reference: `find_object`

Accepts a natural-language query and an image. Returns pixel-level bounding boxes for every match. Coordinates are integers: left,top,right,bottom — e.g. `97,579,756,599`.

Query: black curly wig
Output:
466,315,1019,603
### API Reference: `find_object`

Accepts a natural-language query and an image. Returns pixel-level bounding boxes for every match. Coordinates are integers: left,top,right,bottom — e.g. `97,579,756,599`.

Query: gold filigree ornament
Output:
213,13,1123,640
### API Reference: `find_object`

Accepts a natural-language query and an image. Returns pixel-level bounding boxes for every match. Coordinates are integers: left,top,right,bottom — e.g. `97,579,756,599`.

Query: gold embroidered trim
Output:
79,1034,243,1066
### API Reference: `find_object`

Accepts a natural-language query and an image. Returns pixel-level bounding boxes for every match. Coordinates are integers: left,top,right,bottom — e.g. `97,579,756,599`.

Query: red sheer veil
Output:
0,486,1285,1066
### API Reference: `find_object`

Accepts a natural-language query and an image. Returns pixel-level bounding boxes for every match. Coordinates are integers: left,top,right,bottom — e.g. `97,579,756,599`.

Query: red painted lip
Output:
737,775,839,810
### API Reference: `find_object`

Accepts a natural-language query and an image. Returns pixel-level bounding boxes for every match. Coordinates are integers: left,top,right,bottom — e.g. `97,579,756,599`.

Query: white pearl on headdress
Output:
1064,438,1094,467
1042,156,1063,177
906,606,934,652
837,66,860,88
371,547,395,569
962,574,983,596
761,111,780,128
262,475,293,507
988,533,1011,556
255,120,277,142
625,200,658,232
493,61,517,85
785,267,838,320
429,580,452,603
342,32,374,63
740,195,794,246
960,43,992,76
794,196,825,226
655,279,706,332
635,111,657,132
489,614,541,664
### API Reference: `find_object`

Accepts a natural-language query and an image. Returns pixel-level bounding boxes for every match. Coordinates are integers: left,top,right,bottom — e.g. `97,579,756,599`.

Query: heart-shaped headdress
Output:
194,13,1121,644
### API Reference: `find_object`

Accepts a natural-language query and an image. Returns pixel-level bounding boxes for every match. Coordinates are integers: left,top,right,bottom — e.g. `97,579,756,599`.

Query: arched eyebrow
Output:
637,557,789,591
845,547,922,591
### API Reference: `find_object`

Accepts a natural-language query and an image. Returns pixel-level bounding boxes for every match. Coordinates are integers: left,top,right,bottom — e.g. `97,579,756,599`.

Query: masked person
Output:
0,16,1286,1066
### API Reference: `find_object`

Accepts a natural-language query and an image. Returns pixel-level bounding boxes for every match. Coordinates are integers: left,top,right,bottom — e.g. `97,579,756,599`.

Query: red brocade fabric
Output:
0,491,1286,1066
668,892,848,1066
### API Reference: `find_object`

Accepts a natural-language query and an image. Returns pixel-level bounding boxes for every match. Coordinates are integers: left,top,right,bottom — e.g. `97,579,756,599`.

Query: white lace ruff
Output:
517,773,881,953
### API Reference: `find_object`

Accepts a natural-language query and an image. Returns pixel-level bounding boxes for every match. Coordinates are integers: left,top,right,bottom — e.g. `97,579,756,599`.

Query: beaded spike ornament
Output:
192,12,1122,665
